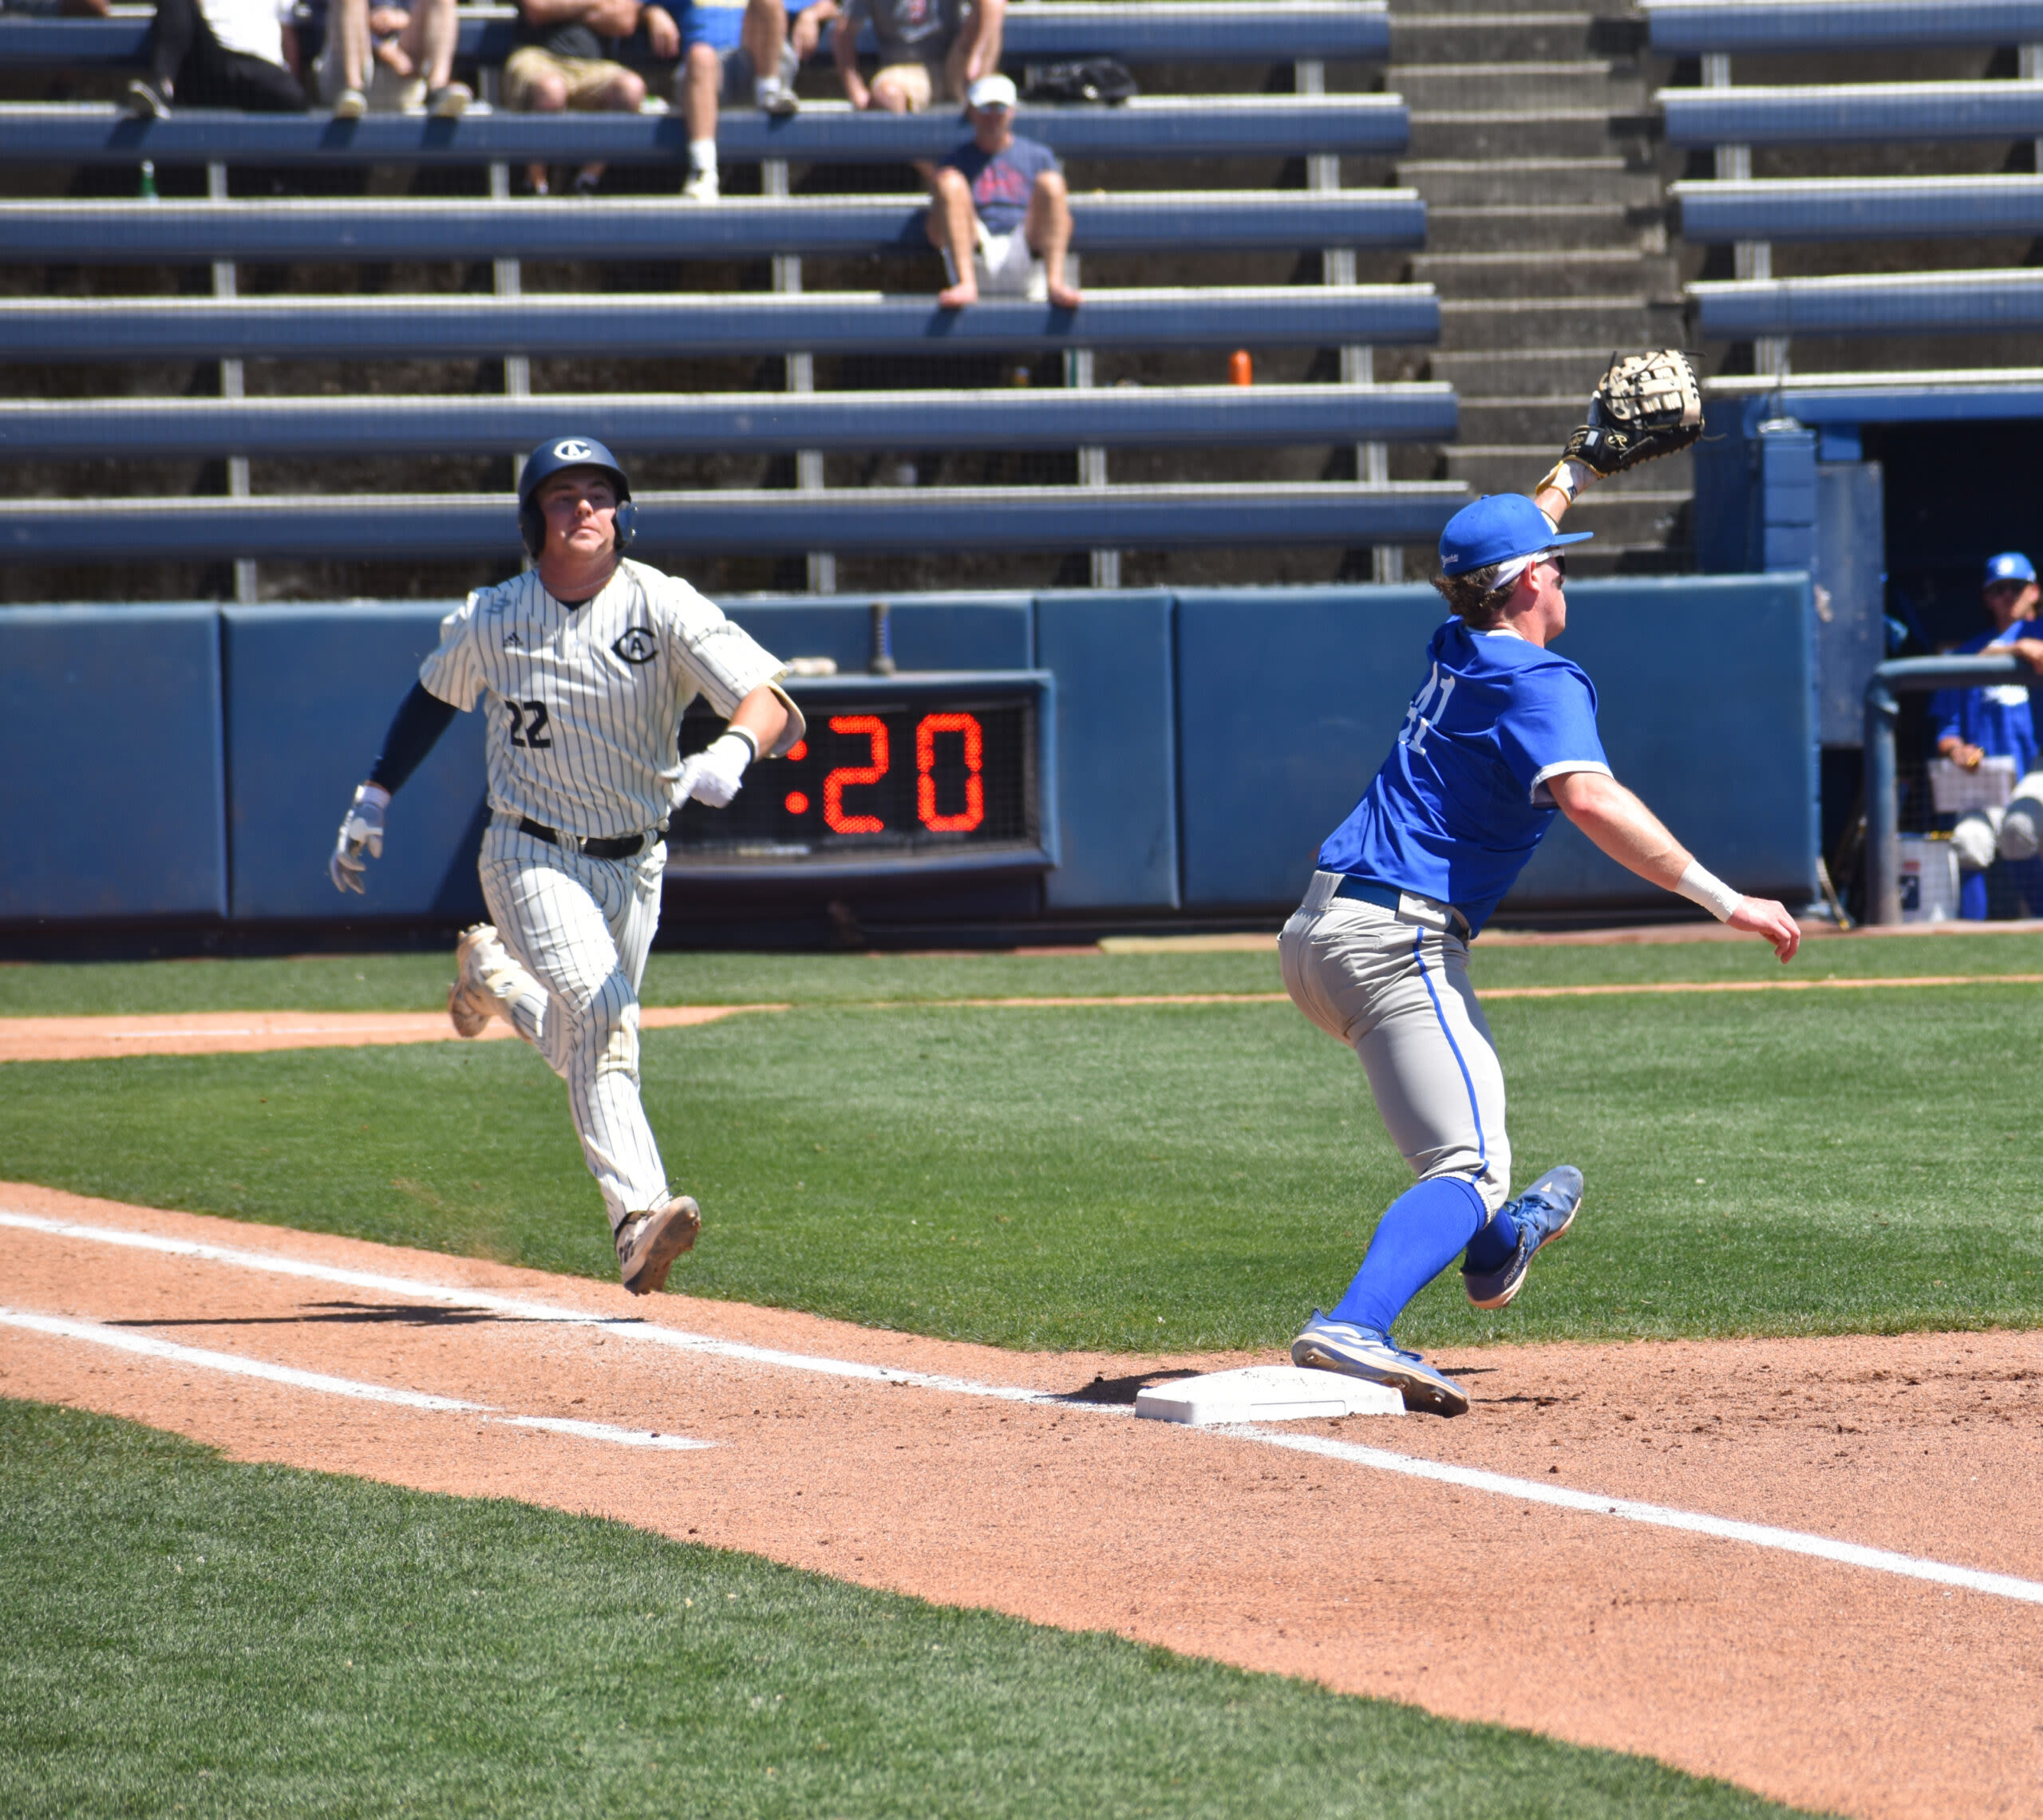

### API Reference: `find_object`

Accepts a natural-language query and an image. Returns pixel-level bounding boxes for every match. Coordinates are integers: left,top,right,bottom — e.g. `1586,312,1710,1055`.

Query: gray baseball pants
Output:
1278,870,1512,1218
477,819,670,1231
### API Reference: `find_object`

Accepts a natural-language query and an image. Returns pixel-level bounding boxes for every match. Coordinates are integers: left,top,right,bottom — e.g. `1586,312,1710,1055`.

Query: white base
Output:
1133,1364,1404,1425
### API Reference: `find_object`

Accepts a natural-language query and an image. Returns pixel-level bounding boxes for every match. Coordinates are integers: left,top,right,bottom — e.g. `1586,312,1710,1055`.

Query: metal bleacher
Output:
2,0,1463,596
1649,0,2043,382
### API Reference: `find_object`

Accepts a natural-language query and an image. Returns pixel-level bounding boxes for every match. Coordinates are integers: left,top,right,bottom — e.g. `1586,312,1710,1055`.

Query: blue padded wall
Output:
719,593,1033,675
0,606,224,920
1034,590,1179,910
1176,579,1818,914
1176,586,1449,910
1501,575,1817,910
223,605,488,921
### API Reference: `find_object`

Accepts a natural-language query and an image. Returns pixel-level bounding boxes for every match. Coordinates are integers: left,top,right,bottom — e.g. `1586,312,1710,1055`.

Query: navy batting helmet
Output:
518,436,636,559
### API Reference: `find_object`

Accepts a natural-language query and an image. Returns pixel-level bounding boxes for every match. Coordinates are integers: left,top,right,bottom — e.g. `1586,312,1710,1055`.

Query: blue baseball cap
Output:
1438,493,1594,578
1984,551,2036,587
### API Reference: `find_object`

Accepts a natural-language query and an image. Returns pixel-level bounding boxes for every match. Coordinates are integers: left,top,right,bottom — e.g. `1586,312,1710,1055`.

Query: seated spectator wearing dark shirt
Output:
127,0,306,115
311,0,470,118
836,0,1000,116
506,0,678,195
1930,551,2043,918
927,74,1077,310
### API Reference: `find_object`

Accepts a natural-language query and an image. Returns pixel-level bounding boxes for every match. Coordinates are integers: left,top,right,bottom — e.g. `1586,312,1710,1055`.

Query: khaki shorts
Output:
504,45,632,110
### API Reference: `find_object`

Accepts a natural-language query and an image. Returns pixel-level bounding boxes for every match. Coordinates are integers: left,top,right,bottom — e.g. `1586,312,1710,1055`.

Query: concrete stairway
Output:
1389,1,1689,570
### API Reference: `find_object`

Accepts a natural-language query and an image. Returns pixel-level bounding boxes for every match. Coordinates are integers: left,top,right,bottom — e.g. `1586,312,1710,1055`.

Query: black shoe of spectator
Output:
571,170,602,199
126,77,172,119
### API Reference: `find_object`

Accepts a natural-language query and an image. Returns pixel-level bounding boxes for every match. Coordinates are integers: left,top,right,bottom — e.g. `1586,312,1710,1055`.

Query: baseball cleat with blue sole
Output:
1462,1164,1583,1310
1290,1313,1469,1417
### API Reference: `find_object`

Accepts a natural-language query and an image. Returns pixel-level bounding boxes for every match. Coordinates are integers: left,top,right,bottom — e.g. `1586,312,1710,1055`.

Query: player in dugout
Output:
1282,353,1804,1417
1930,552,2043,920
326,436,804,1299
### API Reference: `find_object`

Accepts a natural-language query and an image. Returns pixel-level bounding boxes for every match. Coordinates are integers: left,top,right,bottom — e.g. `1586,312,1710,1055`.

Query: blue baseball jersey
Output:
1929,623,2040,776
1318,618,1612,934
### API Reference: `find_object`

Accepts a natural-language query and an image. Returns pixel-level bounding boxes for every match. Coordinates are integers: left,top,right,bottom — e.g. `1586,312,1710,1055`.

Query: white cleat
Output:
617,1196,702,1294
448,922,520,1038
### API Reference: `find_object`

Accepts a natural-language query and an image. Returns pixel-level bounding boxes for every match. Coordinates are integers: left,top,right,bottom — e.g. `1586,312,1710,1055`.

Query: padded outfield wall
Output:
0,578,1815,931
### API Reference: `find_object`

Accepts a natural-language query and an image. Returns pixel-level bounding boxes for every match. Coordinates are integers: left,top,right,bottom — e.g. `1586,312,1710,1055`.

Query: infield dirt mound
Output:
2,1180,2039,1820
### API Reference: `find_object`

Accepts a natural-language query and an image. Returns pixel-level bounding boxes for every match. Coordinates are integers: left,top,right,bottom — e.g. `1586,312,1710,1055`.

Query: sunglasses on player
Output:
1538,553,1567,580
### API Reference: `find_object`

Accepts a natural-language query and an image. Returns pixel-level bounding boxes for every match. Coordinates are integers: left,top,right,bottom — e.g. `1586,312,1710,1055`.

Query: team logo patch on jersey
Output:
611,627,658,665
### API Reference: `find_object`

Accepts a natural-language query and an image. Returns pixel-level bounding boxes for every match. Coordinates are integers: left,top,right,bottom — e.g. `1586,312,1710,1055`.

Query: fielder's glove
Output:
329,782,389,894
672,732,753,811
1563,349,1704,477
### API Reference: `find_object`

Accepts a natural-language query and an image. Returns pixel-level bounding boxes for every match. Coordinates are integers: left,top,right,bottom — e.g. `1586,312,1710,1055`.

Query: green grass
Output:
0,1399,1823,1820
6,948,2043,1351
9,925,2043,1017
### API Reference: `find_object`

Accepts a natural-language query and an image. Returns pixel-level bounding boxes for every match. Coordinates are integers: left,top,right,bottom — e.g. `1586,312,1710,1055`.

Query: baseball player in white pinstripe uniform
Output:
329,436,803,1295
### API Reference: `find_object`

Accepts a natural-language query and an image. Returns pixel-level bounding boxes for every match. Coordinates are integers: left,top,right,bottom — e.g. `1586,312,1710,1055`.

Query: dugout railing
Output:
1863,653,2032,926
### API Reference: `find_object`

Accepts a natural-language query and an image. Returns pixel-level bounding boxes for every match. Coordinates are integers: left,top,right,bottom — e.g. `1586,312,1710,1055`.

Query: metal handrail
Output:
1863,653,2028,924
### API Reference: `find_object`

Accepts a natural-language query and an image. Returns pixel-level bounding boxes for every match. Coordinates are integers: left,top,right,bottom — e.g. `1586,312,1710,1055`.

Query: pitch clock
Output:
666,671,1058,885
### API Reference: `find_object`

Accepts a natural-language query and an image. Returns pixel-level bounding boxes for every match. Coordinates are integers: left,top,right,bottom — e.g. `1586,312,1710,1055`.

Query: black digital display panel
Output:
666,672,1055,884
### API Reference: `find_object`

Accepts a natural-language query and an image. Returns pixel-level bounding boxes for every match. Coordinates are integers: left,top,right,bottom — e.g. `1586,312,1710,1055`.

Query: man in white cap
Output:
926,73,1079,310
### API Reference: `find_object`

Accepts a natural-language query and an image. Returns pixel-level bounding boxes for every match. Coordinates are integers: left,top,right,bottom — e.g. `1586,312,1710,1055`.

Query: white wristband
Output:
356,782,391,810
1674,859,1743,922
721,724,759,763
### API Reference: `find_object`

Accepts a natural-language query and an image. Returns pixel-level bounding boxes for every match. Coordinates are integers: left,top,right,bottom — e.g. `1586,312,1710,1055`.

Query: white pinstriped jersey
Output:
419,558,785,839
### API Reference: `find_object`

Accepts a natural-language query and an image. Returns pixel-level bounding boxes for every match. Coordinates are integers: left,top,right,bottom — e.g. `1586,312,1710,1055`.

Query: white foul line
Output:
6,1208,2043,1608
1233,1427,2043,1607
0,1307,709,1452
0,1209,1065,1406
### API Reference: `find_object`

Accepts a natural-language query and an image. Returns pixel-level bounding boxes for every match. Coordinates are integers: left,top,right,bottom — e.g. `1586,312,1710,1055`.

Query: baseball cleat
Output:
616,1195,701,1295
448,922,517,1039
1290,1313,1468,1417
1462,1164,1583,1310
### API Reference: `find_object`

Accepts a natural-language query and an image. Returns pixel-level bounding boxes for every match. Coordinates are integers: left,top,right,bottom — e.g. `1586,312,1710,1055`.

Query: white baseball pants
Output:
1279,871,1512,1218
476,820,670,1231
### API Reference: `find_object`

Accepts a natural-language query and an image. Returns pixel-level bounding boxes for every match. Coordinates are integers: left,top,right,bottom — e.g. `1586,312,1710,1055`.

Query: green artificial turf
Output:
0,1399,1822,1820
5,953,2042,1352
9,925,2043,1017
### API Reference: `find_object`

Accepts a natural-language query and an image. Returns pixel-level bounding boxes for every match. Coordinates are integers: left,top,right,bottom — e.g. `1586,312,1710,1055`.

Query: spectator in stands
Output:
676,0,827,202
127,0,306,114
506,0,678,197
1932,551,2043,919
311,0,471,118
927,73,1077,310
834,0,1001,117
0,0,109,18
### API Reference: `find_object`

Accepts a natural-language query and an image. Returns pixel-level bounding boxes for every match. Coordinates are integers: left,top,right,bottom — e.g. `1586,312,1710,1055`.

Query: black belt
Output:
1334,874,1470,938
516,815,665,861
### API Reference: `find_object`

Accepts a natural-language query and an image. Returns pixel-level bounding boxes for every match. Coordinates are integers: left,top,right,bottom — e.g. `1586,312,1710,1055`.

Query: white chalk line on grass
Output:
0,1305,709,1451
7,1207,2043,1609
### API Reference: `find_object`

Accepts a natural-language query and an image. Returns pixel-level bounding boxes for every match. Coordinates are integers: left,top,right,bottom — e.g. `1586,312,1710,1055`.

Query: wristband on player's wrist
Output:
1535,456,1595,504
1674,859,1743,922
720,726,759,763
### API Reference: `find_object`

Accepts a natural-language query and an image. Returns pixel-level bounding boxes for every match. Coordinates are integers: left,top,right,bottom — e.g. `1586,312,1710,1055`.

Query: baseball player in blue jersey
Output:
328,436,803,1296
1285,369,1802,1415
1930,552,2043,920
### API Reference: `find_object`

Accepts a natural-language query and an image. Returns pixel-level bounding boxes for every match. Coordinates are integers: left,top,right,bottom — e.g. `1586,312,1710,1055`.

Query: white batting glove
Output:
329,782,390,894
672,732,753,811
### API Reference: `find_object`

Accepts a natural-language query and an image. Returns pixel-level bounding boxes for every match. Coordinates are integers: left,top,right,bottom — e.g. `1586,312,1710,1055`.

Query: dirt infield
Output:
3,1182,2039,1820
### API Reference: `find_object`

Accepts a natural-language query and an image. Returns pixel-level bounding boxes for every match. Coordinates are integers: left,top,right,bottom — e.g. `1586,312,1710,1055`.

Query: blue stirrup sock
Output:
1961,868,1989,921
1328,1175,1491,1336
1461,1202,1521,1275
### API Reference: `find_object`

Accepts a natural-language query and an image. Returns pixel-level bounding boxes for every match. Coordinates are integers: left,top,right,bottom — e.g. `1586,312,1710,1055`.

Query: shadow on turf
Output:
106,1300,534,1329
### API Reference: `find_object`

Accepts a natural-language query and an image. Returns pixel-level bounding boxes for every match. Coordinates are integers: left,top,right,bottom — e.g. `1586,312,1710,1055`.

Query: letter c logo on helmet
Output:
552,439,595,462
